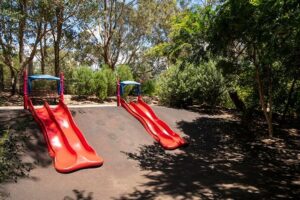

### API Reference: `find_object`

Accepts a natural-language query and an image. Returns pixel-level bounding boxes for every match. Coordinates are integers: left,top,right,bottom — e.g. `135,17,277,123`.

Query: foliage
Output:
93,70,108,101
208,0,300,136
0,0,49,94
70,64,135,99
116,65,134,96
216,59,259,110
142,79,156,97
77,0,177,70
157,63,195,107
101,66,116,96
62,64,76,94
157,61,226,107
116,65,134,82
148,6,214,65
194,61,226,105
0,0,299,138
72,66,95,96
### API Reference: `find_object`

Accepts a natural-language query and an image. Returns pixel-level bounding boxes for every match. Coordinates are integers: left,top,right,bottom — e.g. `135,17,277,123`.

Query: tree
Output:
45,0,88,76
209,0,300,137
147,5,214,69
0,0,46,94
78,0,177,71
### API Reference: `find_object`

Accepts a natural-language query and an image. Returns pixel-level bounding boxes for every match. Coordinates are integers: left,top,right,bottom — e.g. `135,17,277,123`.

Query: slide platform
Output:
120,98,186,149
28,100,103,173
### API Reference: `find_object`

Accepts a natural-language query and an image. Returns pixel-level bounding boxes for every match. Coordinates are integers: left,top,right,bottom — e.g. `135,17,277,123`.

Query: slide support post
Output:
117,78,121,106
23,70,28,109
60,72,64,102
138,85,142,101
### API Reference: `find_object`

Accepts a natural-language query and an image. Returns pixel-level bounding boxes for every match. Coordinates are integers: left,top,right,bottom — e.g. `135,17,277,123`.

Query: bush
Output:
116,64,133,81
116,65,134,96
142,79,156,96
93,70,108,100
101,66,116,96
157,61,226,107
194,61,226,106
69,64,136,99
157,63,196,107
72,66,94,95
63,67,76,94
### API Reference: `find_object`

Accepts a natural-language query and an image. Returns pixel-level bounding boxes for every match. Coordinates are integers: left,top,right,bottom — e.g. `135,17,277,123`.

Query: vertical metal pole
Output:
59,72,64,102
138,85,142,101
23,70,28,109
117,78,120,106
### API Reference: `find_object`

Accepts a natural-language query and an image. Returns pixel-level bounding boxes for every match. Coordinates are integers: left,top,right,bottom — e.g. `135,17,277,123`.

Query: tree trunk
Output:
40,38,45,74
28,59,34,75
18,0,27,69
282,78,297,120
229,90,253,125
0,64,4,91
10,68,17,96
54,6,64,76
229,91,246,112
54,41,60,76
254,64,273,137
40,23,47,74
17,0,27,94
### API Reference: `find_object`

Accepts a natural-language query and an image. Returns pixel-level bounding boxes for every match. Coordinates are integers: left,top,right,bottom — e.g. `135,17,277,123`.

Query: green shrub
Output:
63,67,76,94
101,66,116,96
116,64,133,81
72,66,94,95
116,65,134,96
157,61,227,107
142,79,156,96
157,63,196,107
194,61,226,106
93,70,108,100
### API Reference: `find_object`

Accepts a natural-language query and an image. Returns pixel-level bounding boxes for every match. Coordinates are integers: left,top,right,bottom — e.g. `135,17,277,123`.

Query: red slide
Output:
28,100,103,173
120,98,186,150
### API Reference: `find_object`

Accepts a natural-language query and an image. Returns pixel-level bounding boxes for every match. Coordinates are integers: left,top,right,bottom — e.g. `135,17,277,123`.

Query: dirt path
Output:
0,106,299,200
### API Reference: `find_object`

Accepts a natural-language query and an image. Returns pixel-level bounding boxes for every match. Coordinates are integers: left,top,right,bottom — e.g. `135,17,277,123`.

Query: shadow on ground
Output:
0,108,86,171
0,110,52,181
119,115,300,199
63,189,94,200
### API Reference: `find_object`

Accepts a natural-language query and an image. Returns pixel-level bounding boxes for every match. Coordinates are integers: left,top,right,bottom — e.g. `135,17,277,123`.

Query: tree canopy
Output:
0,0,299,137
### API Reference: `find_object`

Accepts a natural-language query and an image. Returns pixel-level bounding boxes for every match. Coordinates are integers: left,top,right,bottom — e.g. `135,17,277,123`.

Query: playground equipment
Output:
23,71,103,173
117,80,186,150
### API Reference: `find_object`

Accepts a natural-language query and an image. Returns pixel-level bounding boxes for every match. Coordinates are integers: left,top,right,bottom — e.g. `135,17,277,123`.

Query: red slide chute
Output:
24,71,103,173
117,80,186,150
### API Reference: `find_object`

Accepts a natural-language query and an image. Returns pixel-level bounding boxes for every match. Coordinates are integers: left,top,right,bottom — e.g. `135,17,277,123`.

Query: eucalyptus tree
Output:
0,0,47,94
77,0,177,71
38,0,90,76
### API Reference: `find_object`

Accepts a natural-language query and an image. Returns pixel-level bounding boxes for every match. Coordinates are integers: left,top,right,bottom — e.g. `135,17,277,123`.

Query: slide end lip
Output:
54,159,104,173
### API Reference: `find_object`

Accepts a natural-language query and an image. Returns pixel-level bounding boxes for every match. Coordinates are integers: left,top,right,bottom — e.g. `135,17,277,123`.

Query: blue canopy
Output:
28,74,61,94
120,81,140,85
28,75,60,81
120,80,141,96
